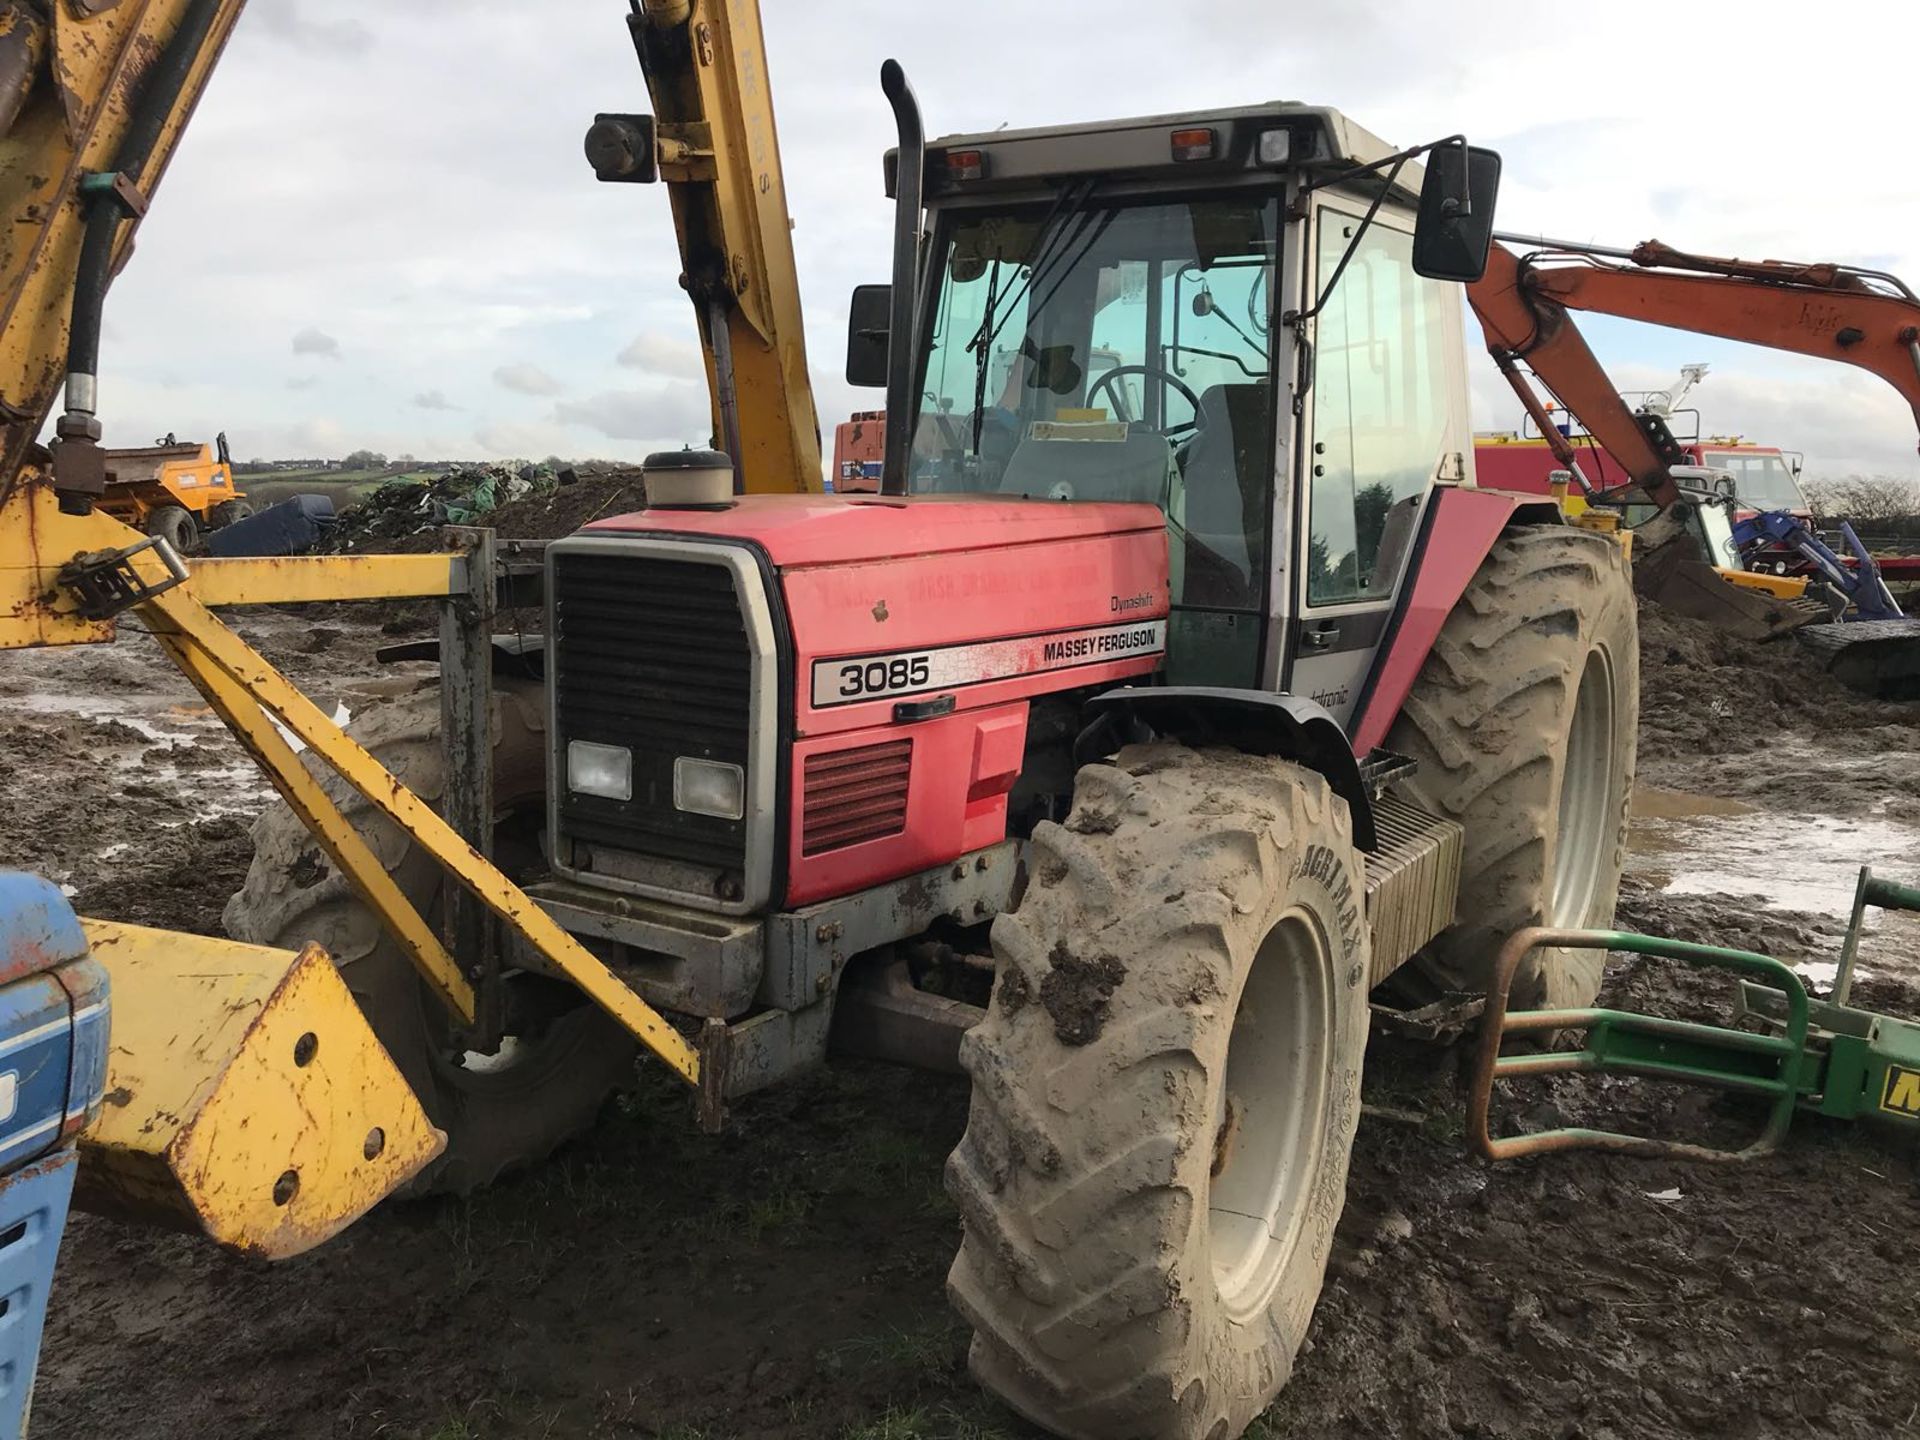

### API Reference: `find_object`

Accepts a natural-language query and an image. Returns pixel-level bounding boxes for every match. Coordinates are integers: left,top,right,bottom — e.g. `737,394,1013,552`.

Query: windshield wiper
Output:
967,258,1003,455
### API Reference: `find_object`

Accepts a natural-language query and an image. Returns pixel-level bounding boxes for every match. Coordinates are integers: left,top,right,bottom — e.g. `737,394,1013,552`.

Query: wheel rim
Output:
1551,646,1617,927
1209,910,1332,1323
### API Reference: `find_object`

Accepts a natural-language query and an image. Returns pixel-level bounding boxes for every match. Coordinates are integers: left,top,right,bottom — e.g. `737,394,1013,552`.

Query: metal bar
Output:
1864,874,1920,915
1467,927,1810,1164
1491,231,1640,262
707,297,745,489
189,553,462,607
1488,350,1595,493
1499,1006,1797,1057
1495,1050,1794,1098
140,585,701,1086
147,629,476,1021
1835,866,1873,1008
440,527,499,1045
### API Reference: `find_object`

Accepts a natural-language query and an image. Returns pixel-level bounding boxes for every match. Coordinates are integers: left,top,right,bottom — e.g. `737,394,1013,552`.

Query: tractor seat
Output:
1179,382,1270,606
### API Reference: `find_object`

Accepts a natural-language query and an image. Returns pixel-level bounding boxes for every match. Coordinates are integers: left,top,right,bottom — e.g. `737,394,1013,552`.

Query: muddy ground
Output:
7,552,1920,1438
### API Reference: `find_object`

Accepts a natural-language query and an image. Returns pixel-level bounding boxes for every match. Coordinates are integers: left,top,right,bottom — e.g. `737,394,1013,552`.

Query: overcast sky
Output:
97,0,1920,482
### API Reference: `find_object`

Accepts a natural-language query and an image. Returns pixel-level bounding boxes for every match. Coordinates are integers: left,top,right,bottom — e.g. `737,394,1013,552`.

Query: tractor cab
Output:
850,104,1499,715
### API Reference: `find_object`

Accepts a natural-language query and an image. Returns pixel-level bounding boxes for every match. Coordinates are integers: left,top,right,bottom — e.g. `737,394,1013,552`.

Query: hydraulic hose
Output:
65,0,224,414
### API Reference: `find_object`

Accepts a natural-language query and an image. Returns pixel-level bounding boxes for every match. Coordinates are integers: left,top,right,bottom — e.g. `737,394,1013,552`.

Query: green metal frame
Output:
1468,926,1812,1163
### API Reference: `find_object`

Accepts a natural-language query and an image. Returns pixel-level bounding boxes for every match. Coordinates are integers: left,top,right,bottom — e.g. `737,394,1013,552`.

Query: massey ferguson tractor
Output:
226,68,1634,1440
0,3,1636,1437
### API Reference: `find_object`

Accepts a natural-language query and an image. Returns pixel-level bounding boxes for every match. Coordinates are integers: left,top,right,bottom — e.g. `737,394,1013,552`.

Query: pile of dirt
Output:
325,463,647,554
1636,597,1881,758
1636,597,1920,817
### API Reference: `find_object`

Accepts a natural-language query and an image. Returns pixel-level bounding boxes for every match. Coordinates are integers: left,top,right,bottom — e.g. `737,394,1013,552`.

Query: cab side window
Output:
1307,214,1453,607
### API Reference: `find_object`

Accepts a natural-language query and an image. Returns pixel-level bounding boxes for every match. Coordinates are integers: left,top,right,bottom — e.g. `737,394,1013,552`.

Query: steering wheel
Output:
1086,364,1202,440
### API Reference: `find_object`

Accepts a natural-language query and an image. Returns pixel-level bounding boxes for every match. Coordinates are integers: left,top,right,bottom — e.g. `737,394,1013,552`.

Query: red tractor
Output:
232,72,1635,1440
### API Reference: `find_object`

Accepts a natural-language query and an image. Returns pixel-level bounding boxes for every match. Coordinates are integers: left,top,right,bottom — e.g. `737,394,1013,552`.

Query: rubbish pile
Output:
323,462,564,551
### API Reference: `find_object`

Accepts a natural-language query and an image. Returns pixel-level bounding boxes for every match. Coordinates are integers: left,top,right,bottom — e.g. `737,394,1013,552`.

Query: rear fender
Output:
1081,686,1376,850
1345,486,1558,755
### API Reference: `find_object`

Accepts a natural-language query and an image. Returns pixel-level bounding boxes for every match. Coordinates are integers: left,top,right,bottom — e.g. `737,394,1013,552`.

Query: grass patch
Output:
820,1315,967,1386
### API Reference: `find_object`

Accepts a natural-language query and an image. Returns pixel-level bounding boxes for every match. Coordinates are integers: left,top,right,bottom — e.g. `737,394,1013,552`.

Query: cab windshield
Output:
907,194,1280,611
1701,449,1807,512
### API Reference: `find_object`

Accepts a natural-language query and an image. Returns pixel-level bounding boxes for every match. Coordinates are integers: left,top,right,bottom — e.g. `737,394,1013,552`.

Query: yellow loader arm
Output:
592,0,824,491
0,0,246,507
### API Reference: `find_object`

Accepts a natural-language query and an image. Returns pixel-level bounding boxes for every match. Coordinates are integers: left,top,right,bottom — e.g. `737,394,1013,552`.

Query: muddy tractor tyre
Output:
147,504,199,555
947,745,1371,1440
1387,524,1637,1012
224,681,637,1195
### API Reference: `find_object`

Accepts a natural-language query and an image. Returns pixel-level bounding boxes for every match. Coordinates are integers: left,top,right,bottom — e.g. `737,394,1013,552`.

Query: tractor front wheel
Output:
947,744,1370,1440
223,681,637,1194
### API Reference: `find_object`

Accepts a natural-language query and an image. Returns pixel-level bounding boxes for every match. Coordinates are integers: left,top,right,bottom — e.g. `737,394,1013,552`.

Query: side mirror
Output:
1412,143,1502,283
845,283,892,387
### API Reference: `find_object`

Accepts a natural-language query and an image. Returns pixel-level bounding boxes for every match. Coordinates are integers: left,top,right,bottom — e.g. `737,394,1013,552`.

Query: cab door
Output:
1283,198,1470,731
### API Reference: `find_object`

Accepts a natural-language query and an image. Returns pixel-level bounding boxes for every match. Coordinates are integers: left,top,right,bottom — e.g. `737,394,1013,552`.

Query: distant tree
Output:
341,448,388,471
1804,474,1920,525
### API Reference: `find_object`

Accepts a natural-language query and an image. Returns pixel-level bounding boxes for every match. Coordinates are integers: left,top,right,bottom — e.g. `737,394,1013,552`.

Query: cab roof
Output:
890,102,1424,206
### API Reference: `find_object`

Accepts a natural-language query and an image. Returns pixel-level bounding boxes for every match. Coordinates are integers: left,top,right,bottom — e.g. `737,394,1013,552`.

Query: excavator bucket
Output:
74,922,444,1260
1795,619,1920,702
1634,552,1824,642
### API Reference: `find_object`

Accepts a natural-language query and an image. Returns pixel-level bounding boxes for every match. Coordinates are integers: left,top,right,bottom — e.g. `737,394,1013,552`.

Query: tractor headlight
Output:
567,740,633,802
674,757,745,821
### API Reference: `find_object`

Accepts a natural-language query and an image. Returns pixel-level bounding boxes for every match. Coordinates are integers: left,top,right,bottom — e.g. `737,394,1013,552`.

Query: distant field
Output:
239,470,432,508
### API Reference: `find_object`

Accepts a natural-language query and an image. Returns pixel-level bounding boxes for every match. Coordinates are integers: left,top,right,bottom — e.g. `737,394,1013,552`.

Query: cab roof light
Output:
1170,127,1215,162
944,148,987,181
1257,128,1291,165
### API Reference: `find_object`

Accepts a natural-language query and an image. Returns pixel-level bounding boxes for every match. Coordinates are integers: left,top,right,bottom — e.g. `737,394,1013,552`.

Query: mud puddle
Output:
1627,785,1920,988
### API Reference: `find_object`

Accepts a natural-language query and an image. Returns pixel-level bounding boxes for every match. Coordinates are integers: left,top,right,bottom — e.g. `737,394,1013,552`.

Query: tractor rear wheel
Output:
147,505,199,554
947,744,1370,1440
223,681,637,1195
1386,524,1637,1011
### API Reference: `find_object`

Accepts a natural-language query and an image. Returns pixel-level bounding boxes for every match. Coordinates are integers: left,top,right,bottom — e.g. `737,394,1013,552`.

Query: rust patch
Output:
871,599,889,623
1040,941,1125,1046
102,1085,132,1108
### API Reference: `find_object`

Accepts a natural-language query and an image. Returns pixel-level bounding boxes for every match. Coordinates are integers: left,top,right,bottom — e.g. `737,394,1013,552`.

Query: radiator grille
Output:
802,741,911,856
552,551,751,879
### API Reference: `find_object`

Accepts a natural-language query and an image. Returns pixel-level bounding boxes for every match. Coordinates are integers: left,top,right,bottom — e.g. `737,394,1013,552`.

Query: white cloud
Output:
413,389,460,412
494,362,564,397
553,384,710,444
251,2,373,57
80,0,1920,487
473,419,576,460
618,332,703,376
291,327,340,360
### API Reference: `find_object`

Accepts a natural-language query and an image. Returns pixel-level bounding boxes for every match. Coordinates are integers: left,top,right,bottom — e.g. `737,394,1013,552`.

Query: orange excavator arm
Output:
1466,236,1920,510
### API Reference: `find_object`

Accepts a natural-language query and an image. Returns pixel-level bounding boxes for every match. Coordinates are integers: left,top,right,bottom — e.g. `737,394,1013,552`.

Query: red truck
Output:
1473,428,1810,517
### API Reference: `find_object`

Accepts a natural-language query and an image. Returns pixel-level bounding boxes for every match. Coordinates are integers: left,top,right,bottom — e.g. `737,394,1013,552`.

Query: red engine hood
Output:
583,492,1165,567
